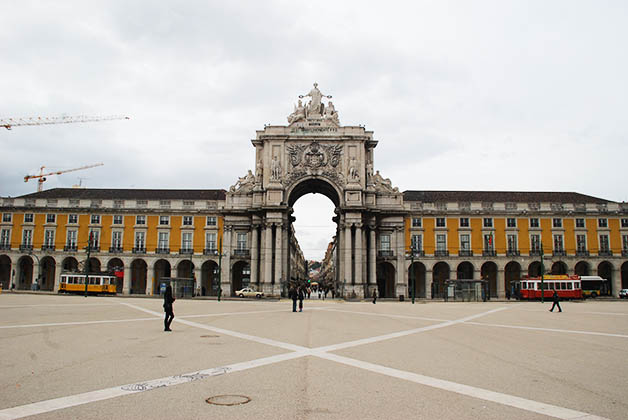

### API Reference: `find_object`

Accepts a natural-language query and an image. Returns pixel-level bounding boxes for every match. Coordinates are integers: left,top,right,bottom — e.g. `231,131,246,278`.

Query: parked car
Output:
619,289,628,299
236,287,264,299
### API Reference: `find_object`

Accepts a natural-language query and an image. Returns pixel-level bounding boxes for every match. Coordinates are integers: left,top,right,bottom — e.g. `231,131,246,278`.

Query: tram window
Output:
561,282,566,289
567,283,572,290
521,282,526,289
575,282,580,289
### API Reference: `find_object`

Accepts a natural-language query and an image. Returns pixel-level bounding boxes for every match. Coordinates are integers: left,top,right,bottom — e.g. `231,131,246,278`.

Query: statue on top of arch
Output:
287,83,340,125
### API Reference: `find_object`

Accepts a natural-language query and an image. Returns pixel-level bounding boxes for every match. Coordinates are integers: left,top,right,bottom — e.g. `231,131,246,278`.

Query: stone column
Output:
354,223,363,295
194,265,202,295
613,267,621,297
497,268,505,299
369,226,376,291
250,225,259,286
396,227,405,297
274,223,283,294
146,264,154,295
221,226,232,296
426,269,433,299
123,264,131,295
263,223,273,294
53,261,62,292
345,224,352,291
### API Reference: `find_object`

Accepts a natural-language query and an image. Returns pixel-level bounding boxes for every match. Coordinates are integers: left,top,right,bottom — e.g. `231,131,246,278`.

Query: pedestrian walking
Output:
163,284,175,331
549,290,562,312
372,288,377,304
298,287,305,312
289,286,297,312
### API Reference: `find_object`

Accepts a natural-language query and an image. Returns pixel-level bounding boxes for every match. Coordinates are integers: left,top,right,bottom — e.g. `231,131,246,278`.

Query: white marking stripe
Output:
310,306,449,322
466,321,628,339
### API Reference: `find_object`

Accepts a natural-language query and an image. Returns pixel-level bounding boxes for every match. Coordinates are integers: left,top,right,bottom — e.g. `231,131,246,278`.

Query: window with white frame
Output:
576,218,585,228
411,217,421,227
507,234,517,252
411,234,422,252
113,215,123,225
135,231,145,249
46,214,56,223
483,234,494,250
66,230,77,247
68,214,78,224
436,217,446,228
436,234,447,251
2,213,11,223
1,229,10,245
90,214,101,224
459,234,470,251
206,216,217,226
621,218,628,228
44,229,55,246
599,234,610,252
183,216,193,226
112,231,122,248
576,234,587,252
598,218,608,228
483,218,493,228
159,216,169,226
158,232,169,250
529,218,539,228
552,218,562,228
22,229,32,246
507,218,517,228
89,230,100,248
24,214,34,223
380,234,391,251
206,232,217,250
237,233,247,250
623,234,628,251
182,232,193,251
459,217,469,228
530,234,541,252
553,234,564,251
136,215,146,225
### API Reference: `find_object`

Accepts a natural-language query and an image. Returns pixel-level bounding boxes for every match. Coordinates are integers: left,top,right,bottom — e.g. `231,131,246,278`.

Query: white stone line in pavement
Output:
0,303,119,308
315,306,508,353
0,351,305,420
465,321,628,339
318,352,610,420
310,306,450,322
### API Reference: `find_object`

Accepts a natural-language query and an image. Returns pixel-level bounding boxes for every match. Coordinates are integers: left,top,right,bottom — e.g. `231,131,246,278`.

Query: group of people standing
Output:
289,285,306,312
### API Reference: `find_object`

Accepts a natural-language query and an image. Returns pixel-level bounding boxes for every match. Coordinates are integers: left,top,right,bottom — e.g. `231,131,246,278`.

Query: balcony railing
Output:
64,244,77,252
482,249,496,257
132,246,146,254
434,250,449,257
179,248,194,255
408,250,425,257
458,250,473,257
156,247,170,254
203,248,219,256
378,250,394,258
506,250,520,257
0,243,10,250
41,244,55,252
623,249,628,257
87,246,100,252
109,246,123,253
233,248,250,257
19,244,33,252
576,250,590,257
553,250,566,257
529,249,542,256
598,250,613,257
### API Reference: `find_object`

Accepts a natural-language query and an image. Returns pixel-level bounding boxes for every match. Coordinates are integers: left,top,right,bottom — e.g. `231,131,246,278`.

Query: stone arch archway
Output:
153,259,171,295
176,260,194,279
432,262,450,299
201,260,219,296
17,256,33,290
481,262,498,297
575,261,590,276
232,261,251,296
40,256,56,291
551,261,567,275
87,257,101,274
0,255,11,289
504,261,521,297
107,258,124,293
457,261,474,280
131,259,148,294
597,261,614,295
621,262,628,289
408,261,426,298
528,261,542,277
376,262,395,298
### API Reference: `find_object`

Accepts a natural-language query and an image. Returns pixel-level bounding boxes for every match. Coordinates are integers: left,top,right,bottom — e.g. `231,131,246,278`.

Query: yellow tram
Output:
58,273,118,294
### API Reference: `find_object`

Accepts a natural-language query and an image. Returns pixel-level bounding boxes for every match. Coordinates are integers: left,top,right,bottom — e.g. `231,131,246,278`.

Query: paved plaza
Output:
0,294,626,420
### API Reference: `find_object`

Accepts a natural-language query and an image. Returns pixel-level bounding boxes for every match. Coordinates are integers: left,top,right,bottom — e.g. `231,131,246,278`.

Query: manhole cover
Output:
200,335,219,338
206,395,251,406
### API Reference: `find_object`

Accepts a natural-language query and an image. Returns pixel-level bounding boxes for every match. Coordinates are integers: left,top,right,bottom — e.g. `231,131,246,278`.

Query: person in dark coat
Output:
372,288,377,304
297,287,305,312
289,286,297,312
549,290,562,312
163,284,175,331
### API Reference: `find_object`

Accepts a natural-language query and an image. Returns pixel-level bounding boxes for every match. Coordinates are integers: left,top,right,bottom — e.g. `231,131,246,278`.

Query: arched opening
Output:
408,262,426,298
621,262,628,289
376,262,395,298
62,257,79,273
456,262,474,279
432,262,450,299
17,256,33,290
528,261,542,277
40,256,56,291
107,258,124,293
574,261,590,276
504,261,521,298
201,260,219,296
481,262,498,297
131,259,148,294
177,260,194,279
551,261,567,275
153,259,171,295
597,261,614,295
0,255,11,289
87,257,101,274
232,261,251,296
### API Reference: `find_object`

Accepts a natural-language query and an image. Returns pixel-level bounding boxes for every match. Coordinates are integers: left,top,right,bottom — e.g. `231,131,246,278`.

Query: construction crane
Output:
24,163,104,192
1,115,129,130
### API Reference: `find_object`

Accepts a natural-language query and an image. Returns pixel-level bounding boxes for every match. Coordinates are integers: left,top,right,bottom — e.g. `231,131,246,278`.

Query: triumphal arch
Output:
224,83,405,299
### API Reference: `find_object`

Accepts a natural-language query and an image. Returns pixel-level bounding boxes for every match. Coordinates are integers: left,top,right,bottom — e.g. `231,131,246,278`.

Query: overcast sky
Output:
1,1,627,260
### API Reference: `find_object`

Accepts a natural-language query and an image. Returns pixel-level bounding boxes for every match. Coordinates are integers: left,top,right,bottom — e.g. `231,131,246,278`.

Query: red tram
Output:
514,275,582,300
